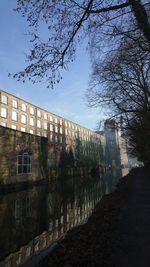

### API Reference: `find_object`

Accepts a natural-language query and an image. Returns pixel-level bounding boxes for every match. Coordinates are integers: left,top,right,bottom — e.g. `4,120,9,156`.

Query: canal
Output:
0,170,124,267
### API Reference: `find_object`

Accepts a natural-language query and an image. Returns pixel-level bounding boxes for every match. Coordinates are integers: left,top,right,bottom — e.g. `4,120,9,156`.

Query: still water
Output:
0,170,123,267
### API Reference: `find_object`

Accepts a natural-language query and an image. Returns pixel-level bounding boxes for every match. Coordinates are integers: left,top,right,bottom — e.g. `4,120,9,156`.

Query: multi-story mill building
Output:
0,89,104,170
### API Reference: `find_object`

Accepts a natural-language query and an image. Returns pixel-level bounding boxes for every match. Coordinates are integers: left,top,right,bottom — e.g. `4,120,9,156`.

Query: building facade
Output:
0,89,129,184
104,120,129,168
0,89,105,182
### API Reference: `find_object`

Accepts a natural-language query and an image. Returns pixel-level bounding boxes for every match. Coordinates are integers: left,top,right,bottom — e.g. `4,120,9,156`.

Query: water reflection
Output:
0,171,121,267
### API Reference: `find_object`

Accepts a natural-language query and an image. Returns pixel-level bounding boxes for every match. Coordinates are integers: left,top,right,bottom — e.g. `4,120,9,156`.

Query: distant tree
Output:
14,0,150,87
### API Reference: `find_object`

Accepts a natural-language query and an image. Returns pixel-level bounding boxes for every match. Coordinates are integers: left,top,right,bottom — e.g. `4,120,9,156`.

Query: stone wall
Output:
0,126,46,184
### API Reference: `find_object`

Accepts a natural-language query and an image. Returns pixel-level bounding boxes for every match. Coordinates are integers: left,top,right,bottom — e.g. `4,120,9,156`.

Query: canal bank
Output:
36,169,132,267
1,170,120,267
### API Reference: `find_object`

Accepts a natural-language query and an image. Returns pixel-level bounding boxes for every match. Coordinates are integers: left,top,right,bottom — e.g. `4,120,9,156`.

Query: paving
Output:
114,168,150,267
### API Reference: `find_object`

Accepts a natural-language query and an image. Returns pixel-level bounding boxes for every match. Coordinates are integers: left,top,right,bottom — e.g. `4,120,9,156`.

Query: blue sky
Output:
0,0,105,130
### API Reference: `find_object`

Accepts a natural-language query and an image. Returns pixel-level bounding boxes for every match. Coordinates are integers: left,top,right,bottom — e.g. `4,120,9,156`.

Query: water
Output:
0,170,123,267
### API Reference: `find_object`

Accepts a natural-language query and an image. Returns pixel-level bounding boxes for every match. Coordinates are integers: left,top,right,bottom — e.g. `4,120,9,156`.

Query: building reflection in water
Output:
0,171,120,267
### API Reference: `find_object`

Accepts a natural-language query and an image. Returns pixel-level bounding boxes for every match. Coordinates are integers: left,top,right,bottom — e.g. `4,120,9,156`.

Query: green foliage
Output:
75,133,103,167
40,137,48,175
68,147,74,167
126,109,150,166
59,146,74,168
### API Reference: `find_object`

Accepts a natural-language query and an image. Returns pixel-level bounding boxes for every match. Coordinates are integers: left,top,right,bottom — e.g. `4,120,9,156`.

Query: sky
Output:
0,0,105,131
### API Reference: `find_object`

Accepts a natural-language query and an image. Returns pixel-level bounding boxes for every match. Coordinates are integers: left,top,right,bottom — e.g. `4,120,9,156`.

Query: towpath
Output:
113,167,150,267
38,168,150,267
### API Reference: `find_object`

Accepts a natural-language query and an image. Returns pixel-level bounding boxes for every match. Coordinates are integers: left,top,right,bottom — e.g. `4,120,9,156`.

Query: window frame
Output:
22,103,27,112
44,122,47,130
37,110,41,118
0,107,7,118
21,114,26,124
12,125,17,130
0,122,6,127
44,113,48,120
12,99,18,108
1,95,8,104
12,111,18,121
55,125,58,133
30,107,34,115
30,117,34,126
60,127,63,134
17,151,32,175
50,124,53,131
37,120,41,128
21,127,26,132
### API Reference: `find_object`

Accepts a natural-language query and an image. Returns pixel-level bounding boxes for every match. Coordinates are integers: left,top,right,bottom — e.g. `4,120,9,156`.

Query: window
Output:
21,114,26,124
21,127,26,132
30,107,34,115
12,99,17,108
0,122,6,127
0,107,7,118
60,136,62,143
44,113,48,120
22,103,26,112
1,95,7,104
60,119,62,125
55,117,58,124
50,133,53,141
12,111,17,121
65,129,68,135
12,125,17,130
37,120,41,128
30,129,34,134
43,132,47,137
60,127,62,134
44,122,47,130
37,110,41,117
50,115,53,122
55,135,58,142
30,117,34,126
55,126,58,133
17,150,32,174
50,124,53,131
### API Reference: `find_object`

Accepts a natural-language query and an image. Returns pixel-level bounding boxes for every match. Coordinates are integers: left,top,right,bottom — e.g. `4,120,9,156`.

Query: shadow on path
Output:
114,168,150,267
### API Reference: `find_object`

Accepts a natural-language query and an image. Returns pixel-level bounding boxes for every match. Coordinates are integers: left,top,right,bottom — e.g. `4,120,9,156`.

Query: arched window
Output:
17,149,32,174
